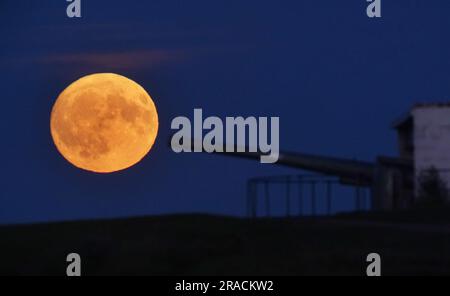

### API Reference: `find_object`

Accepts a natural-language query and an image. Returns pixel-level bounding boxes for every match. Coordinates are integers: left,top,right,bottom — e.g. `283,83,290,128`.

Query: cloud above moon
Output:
37,49,186,70
0,21,252,72
0,49,187,73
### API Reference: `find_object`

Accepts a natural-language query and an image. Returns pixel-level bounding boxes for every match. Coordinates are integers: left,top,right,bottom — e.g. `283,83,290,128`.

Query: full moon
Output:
50,73,158,173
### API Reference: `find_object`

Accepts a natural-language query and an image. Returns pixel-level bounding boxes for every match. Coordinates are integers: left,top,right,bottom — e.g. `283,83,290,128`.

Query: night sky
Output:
1,0,449,224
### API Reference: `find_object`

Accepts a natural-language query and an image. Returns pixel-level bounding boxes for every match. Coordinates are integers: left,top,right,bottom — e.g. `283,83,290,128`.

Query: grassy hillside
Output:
0,214,449,275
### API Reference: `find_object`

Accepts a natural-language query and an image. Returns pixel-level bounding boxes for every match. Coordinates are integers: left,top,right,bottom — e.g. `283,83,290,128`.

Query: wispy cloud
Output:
36,49,186,70
1,21,252,72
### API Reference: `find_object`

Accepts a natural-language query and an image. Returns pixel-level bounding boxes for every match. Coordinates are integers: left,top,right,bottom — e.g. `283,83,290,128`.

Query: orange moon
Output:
50,73,158,173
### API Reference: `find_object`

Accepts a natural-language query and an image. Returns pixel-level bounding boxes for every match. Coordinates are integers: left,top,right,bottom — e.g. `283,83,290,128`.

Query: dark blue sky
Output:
1,0,449,224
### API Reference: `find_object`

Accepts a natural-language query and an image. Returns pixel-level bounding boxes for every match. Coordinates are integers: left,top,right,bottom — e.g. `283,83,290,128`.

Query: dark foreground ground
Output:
0,211,449,276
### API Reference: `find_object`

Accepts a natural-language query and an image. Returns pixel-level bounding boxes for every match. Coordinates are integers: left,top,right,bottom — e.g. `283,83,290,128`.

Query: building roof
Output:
392,102,450,130
413,102,450,109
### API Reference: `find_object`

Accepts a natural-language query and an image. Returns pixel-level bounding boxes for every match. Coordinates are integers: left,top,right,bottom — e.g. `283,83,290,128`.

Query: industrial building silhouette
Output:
212,103,450,216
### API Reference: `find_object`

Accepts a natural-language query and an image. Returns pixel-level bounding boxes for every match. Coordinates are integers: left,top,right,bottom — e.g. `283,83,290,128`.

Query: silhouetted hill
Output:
0,214,449,275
